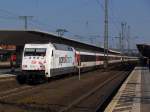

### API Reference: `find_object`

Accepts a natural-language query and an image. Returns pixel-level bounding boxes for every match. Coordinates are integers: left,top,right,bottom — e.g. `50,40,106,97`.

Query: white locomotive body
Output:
21,43,75,79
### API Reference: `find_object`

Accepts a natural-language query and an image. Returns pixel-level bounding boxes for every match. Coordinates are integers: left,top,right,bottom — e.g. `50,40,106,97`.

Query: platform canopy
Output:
0,30,59,45
137,44,150,58
0,30,120,54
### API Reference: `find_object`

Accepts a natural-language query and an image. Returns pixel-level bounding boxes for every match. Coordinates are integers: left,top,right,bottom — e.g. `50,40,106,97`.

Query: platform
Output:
0,74,15,78
105,66,150,112
0,68,20,74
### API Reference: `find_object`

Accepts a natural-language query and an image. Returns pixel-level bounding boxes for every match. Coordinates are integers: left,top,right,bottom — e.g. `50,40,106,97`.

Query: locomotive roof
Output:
0,29,120,55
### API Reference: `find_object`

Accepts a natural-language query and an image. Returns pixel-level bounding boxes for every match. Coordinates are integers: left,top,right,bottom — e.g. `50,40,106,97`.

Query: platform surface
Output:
105,66,150,112
0,74,15,78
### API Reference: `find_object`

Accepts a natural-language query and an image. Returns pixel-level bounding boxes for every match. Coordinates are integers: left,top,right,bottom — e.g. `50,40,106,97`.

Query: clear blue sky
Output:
0,0,149,49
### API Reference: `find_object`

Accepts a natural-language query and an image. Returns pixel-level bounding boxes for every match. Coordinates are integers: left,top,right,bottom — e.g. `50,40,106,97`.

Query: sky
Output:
0,0,149,49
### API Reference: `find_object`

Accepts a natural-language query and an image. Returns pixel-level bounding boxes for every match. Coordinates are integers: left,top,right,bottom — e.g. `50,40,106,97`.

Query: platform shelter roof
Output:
0,30,120,54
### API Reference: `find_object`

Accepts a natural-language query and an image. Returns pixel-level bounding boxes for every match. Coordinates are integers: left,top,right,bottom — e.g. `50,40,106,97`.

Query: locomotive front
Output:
17,44,53,84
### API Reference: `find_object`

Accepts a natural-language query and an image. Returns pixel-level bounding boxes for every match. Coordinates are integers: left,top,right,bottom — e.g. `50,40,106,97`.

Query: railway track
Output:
0,76,22,93
59,67,132,112
0,85,32,100
0,64,135,112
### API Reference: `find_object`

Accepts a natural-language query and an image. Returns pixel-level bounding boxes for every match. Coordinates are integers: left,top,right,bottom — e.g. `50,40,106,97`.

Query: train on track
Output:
16,42,138,84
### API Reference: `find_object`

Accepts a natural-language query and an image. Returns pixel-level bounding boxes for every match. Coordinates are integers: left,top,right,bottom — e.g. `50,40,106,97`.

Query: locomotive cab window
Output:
24,48,46,56
36,48,46,56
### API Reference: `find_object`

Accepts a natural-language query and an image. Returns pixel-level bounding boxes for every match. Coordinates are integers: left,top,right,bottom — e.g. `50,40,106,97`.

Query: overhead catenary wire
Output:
0,3,124,49
0,9,18,17
95,0,131,50
95,0,120,32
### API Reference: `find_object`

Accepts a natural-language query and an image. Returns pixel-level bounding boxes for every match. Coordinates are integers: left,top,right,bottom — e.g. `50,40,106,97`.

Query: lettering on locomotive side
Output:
59,56,72,63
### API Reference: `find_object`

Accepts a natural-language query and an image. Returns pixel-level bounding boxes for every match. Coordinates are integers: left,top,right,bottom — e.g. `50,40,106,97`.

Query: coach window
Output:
80,55,96,62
